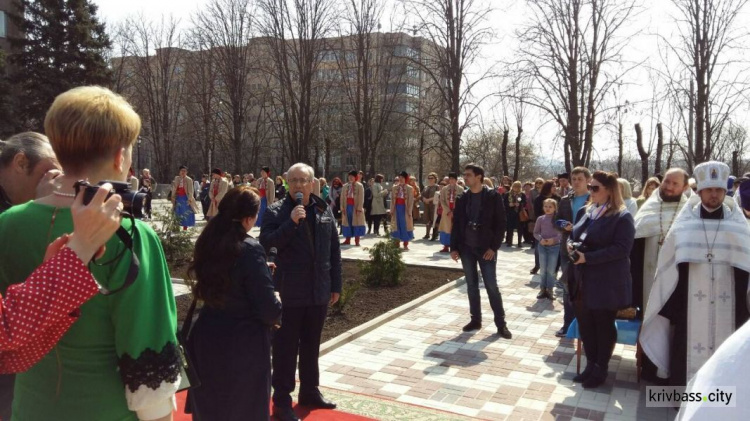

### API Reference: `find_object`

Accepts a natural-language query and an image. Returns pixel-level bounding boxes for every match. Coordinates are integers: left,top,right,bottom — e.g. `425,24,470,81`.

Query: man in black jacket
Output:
260,162,342,421
450,163,512,339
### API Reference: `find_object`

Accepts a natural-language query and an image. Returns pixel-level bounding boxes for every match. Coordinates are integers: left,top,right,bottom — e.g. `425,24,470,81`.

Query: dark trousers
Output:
460,247,506,328
505,226,523,246
575,300,617,369
371,214,385,235
145,193,153,217
0,374,13,420
365,209,372,231
272,305,328,407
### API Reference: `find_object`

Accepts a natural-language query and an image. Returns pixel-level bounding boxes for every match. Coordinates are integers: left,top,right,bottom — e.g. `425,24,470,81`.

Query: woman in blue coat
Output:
186,186,282,420
568,171,635,389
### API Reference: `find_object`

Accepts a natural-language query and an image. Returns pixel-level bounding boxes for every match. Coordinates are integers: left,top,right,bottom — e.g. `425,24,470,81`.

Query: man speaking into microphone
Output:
260,162,342,421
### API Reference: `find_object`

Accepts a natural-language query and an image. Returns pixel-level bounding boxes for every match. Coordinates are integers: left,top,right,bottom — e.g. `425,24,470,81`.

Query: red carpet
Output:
175,391,375,420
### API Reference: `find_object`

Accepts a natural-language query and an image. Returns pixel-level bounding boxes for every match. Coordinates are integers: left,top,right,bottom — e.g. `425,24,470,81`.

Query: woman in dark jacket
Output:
503,181,527,247
186,186,282,420
568,171,635,389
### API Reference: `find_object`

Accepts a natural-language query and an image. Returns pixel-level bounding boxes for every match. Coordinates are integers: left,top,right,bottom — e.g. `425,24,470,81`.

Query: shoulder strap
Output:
179,295,198,342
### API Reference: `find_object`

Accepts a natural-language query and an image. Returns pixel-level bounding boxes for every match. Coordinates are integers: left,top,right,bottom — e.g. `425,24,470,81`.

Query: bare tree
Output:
193,0,258,174
121,15,186,181
258,0,338,164
662,0,749,165
517,0,637,172
183,28,220,173
409,0,494,172
334,0,406,175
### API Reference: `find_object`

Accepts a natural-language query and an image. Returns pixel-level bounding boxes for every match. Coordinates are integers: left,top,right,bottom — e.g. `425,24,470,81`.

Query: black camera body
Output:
568,241,586,263
74,180,146,219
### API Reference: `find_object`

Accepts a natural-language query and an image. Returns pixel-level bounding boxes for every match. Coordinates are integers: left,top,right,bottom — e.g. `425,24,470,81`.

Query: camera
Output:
567,241,586,263
74,180,146,219
468,221,482,231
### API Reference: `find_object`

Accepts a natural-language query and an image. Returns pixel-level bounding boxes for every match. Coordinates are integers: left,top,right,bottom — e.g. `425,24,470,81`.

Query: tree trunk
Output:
501,127,509,176
418,134,425,190
617,122,623,175
732,150,740,177
513,125,522,181
654,122,664,175
634,123,648,186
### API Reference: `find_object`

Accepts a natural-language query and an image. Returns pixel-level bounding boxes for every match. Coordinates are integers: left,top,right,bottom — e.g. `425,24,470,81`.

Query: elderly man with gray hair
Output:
0,132,61,214
260,162,342,421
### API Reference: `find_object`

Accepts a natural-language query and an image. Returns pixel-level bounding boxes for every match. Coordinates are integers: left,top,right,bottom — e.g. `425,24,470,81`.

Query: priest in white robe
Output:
641,161,750,387
631,169,690,382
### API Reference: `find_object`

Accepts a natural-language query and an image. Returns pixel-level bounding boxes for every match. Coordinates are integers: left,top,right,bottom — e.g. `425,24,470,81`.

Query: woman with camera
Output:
0,87,180,421
568,170,635,389
186,186,282,421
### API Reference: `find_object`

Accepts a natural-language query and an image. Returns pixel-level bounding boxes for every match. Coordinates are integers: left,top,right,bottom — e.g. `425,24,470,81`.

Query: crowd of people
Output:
1,83,750,420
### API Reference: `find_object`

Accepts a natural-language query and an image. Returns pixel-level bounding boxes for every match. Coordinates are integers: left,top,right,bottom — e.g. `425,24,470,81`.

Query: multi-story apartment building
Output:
114,31,448,182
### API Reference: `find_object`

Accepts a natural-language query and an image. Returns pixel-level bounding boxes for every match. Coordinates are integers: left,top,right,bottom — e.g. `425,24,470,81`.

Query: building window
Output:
406,66,419,79
406,84,420,97
394,45,419,59
0,11,6,38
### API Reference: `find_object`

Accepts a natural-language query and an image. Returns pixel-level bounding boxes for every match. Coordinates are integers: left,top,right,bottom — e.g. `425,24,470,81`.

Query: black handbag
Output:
176,297,201,391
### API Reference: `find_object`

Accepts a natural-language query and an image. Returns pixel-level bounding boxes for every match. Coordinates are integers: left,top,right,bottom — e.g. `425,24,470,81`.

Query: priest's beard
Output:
660,190,683,203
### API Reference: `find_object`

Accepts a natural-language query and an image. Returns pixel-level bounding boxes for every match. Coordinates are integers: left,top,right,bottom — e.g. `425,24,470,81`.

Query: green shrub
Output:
149,210,194,265
358,239,405,287
331,280,360,315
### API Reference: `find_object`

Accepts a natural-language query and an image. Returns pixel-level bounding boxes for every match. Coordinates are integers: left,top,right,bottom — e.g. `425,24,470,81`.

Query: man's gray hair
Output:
287,163,315,181
0,132,54,173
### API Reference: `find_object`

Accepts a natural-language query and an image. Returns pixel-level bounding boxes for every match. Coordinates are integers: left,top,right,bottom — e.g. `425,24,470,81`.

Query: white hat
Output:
693,161,730,192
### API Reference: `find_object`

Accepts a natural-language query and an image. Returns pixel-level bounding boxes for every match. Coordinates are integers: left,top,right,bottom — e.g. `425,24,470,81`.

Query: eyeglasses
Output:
587,184,601,193
288,178,310,185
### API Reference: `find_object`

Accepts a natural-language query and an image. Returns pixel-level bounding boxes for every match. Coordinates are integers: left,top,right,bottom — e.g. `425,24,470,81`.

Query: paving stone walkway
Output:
319,243,675,421
157,200,674,420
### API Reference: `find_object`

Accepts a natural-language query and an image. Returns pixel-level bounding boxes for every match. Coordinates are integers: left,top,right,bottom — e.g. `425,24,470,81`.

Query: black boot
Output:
573,363,596,383
582,364,608,388
298,389,337,409
272,405,300,421
536,289,548,299
462,320,482,332
497,324,512,339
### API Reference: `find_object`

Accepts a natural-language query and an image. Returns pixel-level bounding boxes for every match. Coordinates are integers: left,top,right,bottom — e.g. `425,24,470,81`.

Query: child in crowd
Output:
533,198,562,299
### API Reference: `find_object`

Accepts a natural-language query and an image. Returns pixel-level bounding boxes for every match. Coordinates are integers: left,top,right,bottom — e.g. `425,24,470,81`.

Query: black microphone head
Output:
269,247,278,258
295,192,304,204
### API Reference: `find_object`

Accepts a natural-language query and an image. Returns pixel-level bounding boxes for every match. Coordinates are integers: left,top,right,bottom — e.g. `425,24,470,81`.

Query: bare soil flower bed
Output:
173,261,464,343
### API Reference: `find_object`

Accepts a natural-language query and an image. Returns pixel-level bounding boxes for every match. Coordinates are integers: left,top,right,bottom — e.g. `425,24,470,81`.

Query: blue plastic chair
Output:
565,318,643,381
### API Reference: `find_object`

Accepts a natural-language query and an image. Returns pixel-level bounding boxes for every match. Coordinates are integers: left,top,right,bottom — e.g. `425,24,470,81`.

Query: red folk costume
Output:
0,247,99,373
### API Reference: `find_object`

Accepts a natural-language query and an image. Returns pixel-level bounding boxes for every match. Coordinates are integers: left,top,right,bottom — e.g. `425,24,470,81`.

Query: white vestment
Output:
640,195,750,380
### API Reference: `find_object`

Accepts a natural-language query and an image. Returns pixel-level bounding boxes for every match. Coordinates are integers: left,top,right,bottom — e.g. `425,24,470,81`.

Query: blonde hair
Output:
617,178,633,200
511,180,522,193
44,86,141,174
543,198,558,212
483,178,495,189
639,177,660,200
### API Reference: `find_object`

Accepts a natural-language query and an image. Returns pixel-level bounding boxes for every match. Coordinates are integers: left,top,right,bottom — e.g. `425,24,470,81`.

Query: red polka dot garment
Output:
0,247,99,373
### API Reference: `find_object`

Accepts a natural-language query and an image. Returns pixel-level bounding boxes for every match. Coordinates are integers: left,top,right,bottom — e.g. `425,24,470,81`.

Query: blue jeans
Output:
460,247,506,328
538,244,560,289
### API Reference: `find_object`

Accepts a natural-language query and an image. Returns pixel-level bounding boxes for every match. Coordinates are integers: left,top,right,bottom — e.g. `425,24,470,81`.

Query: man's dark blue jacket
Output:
260,193,342,308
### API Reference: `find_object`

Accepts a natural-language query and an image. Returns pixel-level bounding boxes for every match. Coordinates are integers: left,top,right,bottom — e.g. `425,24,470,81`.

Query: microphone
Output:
295,192,305,223
268,247,278,265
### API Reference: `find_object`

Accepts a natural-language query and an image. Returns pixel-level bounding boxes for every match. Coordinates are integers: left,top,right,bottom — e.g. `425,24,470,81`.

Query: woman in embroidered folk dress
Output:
438,173,463,253
186,186,282,421
390,171,415,250
340,170,366,246
0,86,180,421
568,171,635,389
255,167,275,227
171,165,197,230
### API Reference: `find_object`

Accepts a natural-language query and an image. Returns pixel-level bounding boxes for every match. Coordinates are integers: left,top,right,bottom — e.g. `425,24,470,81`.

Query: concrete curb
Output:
319,275,467,356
